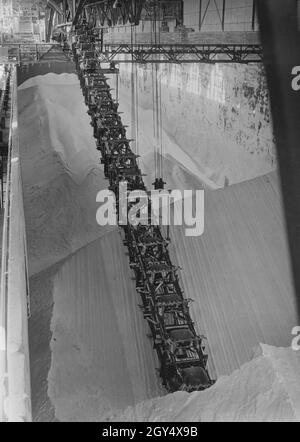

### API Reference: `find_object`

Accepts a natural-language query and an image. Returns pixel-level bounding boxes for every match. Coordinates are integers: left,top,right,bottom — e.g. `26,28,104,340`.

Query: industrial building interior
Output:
0,0,300,422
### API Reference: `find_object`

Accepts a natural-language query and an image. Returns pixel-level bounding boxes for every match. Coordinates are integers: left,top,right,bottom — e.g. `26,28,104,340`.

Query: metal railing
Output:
2,43,61,64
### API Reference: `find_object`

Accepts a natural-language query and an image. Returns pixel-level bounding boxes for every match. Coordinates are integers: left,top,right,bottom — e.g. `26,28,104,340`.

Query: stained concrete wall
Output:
118,61,275,187
104,30,260,45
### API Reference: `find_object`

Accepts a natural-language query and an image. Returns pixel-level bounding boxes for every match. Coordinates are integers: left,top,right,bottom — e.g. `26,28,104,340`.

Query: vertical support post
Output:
45,10,49,40
46,8,55,42
252,0,256,31
116,73,119,102
63,0,67,22
131,64,136,153
180,0,184,26
199,0,202,31
100,28,104,52
222,0,226,31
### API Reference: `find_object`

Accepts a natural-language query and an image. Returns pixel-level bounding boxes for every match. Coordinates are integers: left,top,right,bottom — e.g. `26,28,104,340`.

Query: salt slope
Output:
18,73,114,275
48,232,163,422
168,173,297,377
112,344,300,422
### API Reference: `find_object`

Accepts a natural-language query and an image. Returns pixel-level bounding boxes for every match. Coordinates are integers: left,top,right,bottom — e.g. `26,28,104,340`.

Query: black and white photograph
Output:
0,0,300,424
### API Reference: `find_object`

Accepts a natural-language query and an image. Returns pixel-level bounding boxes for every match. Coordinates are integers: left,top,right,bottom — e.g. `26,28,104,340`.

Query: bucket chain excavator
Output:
71,21,214,392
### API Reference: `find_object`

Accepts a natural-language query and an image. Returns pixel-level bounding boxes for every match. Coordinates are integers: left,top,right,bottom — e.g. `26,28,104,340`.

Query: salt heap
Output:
112,344,300,422
18,73,114,275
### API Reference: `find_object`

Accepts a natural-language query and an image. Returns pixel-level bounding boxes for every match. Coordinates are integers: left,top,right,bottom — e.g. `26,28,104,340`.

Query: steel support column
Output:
199,0,202,31
46,8,55,42
252,0,256,31
222,0,226,31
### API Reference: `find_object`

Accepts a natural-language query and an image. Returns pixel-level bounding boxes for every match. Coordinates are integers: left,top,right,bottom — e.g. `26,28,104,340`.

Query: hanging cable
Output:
116,71,119,102
154,2,160,185
134,25,139,159
158,8,164,183
152,0,165,190
159,69,163,182
151,10,157,182
130,24,136,154
155,63,160,179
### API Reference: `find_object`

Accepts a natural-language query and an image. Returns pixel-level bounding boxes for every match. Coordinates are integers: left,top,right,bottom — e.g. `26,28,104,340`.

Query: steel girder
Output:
83,0,147,27
96,43,263,64
50,0,147,27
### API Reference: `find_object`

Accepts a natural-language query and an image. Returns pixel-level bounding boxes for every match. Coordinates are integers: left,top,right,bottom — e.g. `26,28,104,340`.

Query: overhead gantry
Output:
45,0,262,63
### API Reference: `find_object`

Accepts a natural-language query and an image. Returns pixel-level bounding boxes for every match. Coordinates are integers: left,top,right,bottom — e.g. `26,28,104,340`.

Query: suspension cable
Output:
151,11,157,181
155,63,160,178
154,2,160,181
130,24,136,154
159,68,163,181
158,7,164,182
134,25,139,159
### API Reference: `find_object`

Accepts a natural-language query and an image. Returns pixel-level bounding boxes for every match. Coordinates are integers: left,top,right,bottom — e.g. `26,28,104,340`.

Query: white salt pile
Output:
19,73,114,275
112,344,300,422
